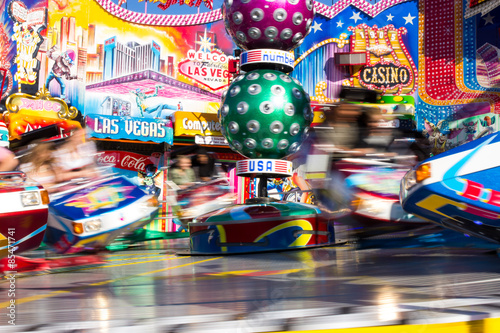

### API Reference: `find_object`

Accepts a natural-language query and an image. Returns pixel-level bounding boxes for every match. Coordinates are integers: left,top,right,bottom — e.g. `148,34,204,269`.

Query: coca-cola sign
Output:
96,151,157,172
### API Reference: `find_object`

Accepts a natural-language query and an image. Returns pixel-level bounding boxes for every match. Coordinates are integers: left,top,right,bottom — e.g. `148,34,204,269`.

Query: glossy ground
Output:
2,238,500,332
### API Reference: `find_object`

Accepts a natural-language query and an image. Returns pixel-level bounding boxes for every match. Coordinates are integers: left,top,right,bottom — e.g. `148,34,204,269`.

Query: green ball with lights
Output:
219,69,313,159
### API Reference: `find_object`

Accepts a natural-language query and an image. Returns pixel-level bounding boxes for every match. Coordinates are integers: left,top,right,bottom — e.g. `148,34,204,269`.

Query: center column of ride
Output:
188,0,338,254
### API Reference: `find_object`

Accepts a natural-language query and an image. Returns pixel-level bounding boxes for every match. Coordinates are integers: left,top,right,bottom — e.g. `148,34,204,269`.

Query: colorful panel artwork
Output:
292,0,418,105
417,0,500,142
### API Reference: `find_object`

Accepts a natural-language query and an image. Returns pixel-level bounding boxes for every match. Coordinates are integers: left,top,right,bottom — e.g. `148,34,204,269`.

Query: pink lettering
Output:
19,98,62,112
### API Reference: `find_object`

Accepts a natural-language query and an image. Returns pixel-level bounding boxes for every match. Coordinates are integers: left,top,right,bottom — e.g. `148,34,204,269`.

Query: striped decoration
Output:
94,0,411,27
293,41,350,101
95,0,223,26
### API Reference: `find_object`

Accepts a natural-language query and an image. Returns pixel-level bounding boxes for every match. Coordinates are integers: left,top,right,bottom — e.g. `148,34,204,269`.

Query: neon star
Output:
337,20,344,28
386,13,394,21
311,21,323,33
350,11,362,23
403,13,416,25
195,29,216,53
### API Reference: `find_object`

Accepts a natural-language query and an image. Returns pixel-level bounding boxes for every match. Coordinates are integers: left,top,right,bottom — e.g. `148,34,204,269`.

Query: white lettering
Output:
125,120,133,135
96,153,117,165
133,121,141,136
94,118,102,133
121,155,147,171
110,119,119,134
102,117,111,133
150,122,158,137
141,122,149,137
157,123,166,138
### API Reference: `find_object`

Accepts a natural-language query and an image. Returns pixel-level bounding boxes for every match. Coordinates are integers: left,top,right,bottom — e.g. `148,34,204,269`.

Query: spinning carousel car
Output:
0,171,49,258
173,178,234,229
336,158,440,240
400,132,500,244
44,173,159,254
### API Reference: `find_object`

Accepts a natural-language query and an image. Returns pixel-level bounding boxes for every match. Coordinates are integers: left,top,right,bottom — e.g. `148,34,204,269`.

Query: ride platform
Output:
2,238,500,332
188,199,348,255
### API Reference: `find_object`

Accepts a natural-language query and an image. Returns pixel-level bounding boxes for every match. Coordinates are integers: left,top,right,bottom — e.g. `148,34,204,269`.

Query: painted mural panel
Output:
2,0,499,155
46,0,235,118
417,0,500,152
292,0,418,108
0,0,48,102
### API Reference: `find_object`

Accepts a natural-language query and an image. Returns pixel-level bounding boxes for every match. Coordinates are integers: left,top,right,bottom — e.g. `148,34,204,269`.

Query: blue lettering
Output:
266,161,272,171
249,161,255,172
258,161,264,171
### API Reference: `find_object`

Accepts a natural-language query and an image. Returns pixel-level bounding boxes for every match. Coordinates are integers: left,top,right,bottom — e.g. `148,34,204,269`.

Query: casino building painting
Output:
1,0,500,232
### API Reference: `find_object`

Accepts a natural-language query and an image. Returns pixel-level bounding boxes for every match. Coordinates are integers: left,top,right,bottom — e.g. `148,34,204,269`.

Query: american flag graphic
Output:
244,50,262,63
275,161,290,173
237,160,249,172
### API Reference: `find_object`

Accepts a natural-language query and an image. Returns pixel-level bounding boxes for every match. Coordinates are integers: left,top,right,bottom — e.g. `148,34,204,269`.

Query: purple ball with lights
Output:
222,0,315,51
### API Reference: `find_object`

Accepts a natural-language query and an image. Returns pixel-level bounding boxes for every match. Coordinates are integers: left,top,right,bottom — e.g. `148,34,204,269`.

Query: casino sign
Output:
359,61,413,94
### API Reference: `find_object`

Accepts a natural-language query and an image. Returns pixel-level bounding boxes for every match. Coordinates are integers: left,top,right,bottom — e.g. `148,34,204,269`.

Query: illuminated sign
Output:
240,49,294,72
8,1,47,86
4,88,80,140
86,114,173,144
178,50,231,91
173,111,222,137
236,159,292,177
359,62,412,92
349,24,417,95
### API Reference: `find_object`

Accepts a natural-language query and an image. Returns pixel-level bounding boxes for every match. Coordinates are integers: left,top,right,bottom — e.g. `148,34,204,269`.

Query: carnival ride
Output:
400,132,500,245
0,171,49,259
185,0,355,254
43,171,159,254
337,157,442,240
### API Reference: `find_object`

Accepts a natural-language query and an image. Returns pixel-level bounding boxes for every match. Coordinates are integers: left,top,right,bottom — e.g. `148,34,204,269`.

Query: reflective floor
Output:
2,238,500,332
